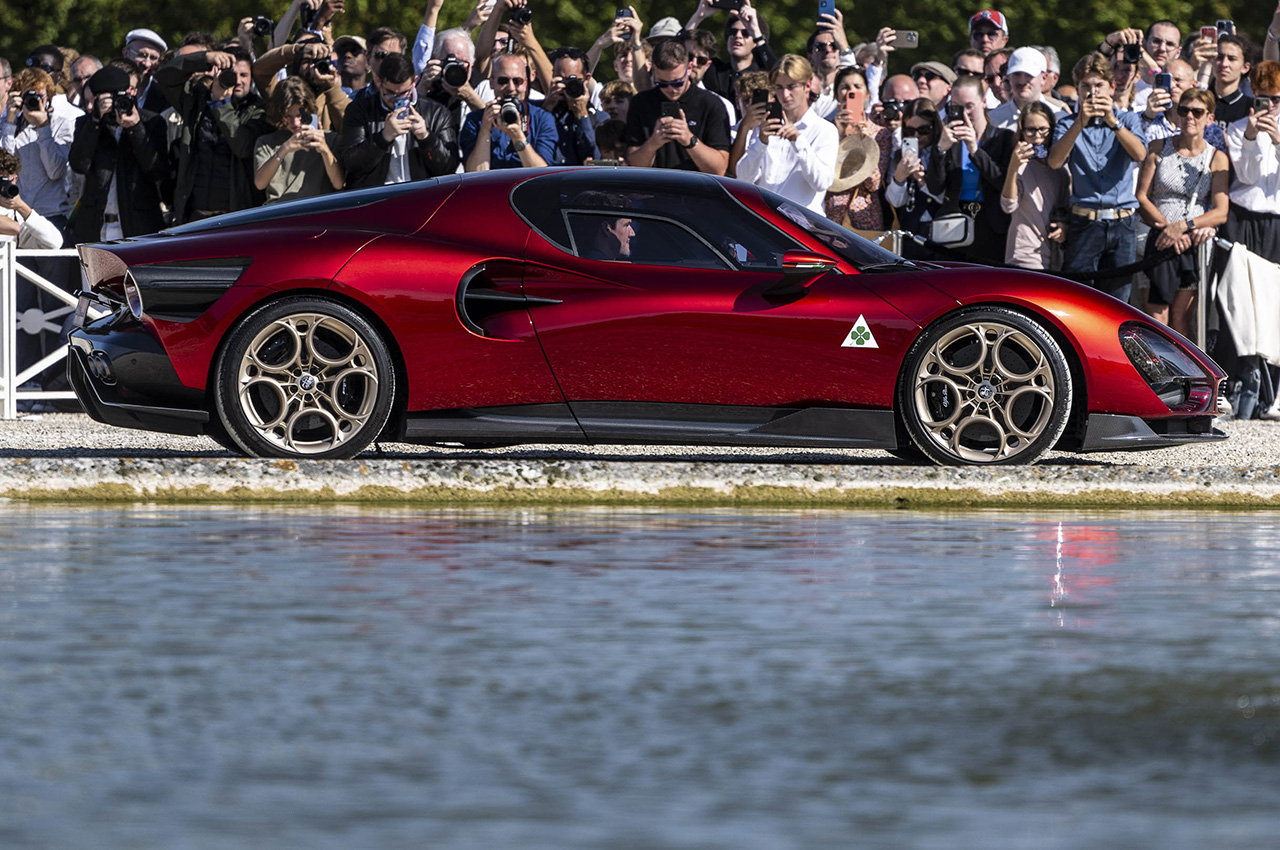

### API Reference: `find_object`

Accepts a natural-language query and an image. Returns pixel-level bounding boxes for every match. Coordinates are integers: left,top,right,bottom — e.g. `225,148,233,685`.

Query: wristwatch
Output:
1185,217,1196,232
511,139,528,152
683,136,698,150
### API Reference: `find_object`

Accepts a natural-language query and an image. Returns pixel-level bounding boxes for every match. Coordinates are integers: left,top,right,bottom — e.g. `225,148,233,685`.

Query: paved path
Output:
2,414,1278,507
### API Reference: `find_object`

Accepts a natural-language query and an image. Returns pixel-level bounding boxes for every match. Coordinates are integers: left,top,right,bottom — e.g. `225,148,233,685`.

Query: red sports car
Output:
69,168,1226,465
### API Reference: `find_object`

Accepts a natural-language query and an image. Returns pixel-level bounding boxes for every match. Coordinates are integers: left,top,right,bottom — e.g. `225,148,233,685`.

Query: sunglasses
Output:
655,70,690,89
953,68,982,78
914,70,943,83
902,125,932,136
971,29,1002,40
25,60,58,74
985,72,1005,83
337,45,365,56
727,27,749,37
372,49,392,60
812,42,839,53
691,54,711,65
495,76,527,86
1176,106,1207,118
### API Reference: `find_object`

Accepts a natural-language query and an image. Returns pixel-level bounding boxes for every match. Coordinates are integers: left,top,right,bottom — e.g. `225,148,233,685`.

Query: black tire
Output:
213,297,396,459
897,306,1073,466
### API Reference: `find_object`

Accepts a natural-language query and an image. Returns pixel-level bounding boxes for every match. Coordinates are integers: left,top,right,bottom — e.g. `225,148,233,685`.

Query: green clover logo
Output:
851,326,871,346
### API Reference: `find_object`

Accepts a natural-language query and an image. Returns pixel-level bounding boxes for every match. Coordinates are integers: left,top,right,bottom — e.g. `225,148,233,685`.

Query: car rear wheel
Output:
898,307,1072,466
214,297,395,459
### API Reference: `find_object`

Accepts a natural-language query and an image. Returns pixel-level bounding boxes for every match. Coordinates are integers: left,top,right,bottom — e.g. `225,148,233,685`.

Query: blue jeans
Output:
1064,213,1137,305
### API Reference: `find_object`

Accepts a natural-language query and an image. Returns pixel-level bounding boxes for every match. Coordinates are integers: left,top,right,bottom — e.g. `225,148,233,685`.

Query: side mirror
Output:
780,250,839,275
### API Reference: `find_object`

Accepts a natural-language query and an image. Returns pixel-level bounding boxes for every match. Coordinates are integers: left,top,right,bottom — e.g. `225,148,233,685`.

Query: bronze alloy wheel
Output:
214,297,395,459
898,307,1073,465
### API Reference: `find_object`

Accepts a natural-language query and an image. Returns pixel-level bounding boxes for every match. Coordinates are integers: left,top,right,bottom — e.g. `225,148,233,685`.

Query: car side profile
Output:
68,168,1226,465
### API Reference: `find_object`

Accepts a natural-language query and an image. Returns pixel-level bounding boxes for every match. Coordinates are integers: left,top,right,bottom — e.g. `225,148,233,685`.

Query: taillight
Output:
1119,323,1215,413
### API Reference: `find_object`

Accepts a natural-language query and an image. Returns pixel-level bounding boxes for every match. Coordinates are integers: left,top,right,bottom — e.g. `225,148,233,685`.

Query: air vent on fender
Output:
127,257,252,322
456,260,560,337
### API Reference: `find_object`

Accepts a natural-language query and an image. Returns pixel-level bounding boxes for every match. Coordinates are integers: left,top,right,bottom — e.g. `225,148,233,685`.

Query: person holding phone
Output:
625,40,731,174
1222,61,1280,419
1140,59,1226,153
1000,102,1068,269
1135,87,1228,336
735,55,837,213
927,74,1015,264
254,77,344,203
822,67,892,229
1211,35,1254,129
686,0,776,105
885,98,944,246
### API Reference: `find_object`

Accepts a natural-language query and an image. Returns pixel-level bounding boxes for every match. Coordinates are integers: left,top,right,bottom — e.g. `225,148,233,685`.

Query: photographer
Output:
420,28,485,133
252,35,350,133
539,47,599,166
68,65,169,243
625,40,731,174
122,29,169,112
1047,52,1147,305
926,74,1015,264
0,150,62,248
154,48,270,222
686,0,776,105
2,66,78,229
474,0,553,97
254,77,343,202
460,50,558,171
340,52,458,187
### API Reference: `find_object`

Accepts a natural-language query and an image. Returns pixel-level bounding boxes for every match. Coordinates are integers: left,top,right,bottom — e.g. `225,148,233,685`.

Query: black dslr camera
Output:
114,92,136,115
21,91,43,113
313,58,333,75
442,53,468,87
509,6,533,25
0,178,20,200
563,75,585,98
499,97,522,125
218,68,237,88
252,16,274,37
881,98,903,122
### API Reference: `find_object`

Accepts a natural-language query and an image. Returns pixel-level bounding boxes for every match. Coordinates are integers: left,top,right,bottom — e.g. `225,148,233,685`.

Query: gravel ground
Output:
1,411,1277,467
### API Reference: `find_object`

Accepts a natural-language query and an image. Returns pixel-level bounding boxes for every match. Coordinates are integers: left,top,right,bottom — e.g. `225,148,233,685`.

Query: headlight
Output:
1119,323,1215,413
123,270,143,319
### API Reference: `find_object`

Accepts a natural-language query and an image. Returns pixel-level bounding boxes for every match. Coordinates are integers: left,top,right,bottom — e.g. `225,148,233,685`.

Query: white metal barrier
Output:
0,241,83,419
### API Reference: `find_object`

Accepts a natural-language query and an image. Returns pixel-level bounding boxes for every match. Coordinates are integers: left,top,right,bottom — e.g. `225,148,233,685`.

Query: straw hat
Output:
829,133,880,193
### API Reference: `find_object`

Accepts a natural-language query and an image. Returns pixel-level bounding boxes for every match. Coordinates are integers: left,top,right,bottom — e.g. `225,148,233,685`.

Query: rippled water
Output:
1,505,1279,849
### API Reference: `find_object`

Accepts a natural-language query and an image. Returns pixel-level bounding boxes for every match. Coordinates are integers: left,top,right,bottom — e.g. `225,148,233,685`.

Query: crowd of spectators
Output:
2,0,1280,417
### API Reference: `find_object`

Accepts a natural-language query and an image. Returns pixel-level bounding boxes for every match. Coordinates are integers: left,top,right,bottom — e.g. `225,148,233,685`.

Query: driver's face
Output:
606,218,634,257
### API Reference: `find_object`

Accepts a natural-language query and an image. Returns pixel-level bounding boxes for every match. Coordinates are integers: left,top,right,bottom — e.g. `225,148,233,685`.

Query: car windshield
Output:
756,188,904,269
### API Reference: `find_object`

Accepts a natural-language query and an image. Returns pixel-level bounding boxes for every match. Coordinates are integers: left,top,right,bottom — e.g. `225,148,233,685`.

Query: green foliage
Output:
1,0,1273,79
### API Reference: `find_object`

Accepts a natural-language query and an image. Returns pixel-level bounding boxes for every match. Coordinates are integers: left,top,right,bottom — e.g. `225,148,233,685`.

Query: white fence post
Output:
0,241,84,419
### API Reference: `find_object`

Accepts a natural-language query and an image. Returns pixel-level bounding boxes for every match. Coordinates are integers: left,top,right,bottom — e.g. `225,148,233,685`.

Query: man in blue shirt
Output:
461,49,559,171
1048,51,1148,304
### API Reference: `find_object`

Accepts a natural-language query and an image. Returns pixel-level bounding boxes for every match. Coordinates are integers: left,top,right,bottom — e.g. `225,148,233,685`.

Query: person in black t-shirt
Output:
625,40,731,174
685,1,777,104
1213,35,1254,130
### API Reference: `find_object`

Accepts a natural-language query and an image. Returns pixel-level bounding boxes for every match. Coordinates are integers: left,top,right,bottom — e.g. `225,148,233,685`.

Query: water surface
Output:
1,506,1278,848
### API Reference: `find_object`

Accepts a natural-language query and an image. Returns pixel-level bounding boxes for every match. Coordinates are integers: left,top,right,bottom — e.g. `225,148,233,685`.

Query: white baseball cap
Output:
1006,46,1047,77
125,28,168,53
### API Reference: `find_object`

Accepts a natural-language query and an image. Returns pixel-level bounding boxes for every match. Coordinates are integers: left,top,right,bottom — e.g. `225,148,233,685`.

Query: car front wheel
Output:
898,307,1072,465
214,297,395,459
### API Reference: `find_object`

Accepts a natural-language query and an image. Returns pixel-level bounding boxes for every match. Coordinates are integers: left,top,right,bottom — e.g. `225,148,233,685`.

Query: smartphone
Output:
946,103,965,124
393,95,410,118
750,89,769,106
1255,95,1273,114
845,90,865,121
615,7,632,39
1200,25,1218,41
898,31,920,49
767,101,783,122
1122,43,1141,64
1217,19,1235,36
708,0,743,9
660,100,681,119
902,136,919,158
1154,72,1172,91
817,0,835,19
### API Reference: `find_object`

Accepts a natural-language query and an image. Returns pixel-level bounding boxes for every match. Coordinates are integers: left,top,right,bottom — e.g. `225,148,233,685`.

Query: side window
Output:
566,212,726,268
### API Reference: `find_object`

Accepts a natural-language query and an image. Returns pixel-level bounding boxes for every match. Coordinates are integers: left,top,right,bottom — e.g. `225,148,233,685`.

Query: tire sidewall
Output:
214,296,396,459
897,306,1073,466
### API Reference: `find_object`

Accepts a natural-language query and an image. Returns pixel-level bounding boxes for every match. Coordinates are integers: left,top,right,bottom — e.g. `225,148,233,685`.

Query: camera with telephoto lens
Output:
0,177,19,200
499,97,521,125
252,15,274,37
313,58,333,75
881,98,903,122
442,53,468,87
218,68,237,88
563,75,585,99
509,6,533,25
22,91,42,113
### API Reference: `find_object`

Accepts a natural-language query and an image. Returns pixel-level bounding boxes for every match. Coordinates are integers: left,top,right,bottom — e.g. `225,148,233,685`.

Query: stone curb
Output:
4,457,1280,507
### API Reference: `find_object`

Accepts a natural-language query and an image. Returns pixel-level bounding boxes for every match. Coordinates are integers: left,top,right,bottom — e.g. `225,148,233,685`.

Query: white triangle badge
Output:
841,315,878,349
